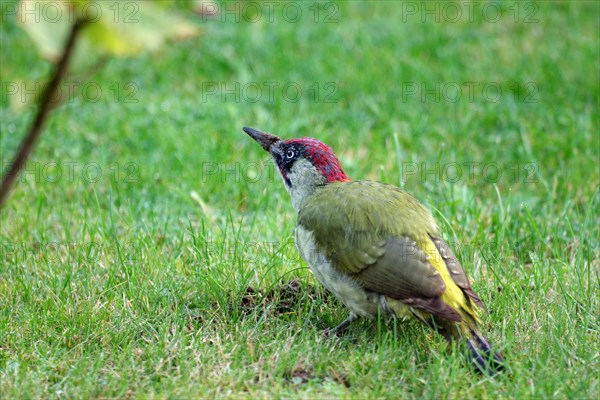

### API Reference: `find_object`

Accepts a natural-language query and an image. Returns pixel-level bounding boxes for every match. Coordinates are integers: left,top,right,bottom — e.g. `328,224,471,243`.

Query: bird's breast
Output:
295,224,385,318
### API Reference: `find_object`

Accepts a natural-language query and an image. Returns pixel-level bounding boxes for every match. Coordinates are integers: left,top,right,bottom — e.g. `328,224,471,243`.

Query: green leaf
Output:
12,0,200,112
18,0,200,61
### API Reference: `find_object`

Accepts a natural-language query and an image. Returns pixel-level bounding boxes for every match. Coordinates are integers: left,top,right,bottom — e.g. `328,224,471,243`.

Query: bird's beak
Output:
243,127,281,152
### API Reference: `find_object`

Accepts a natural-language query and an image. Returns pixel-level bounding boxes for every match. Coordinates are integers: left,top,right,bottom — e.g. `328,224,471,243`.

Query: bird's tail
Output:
423,313,505,375
463,326,504,375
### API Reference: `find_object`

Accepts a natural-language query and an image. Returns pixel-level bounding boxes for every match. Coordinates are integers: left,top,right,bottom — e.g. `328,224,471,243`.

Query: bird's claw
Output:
322,314,357,337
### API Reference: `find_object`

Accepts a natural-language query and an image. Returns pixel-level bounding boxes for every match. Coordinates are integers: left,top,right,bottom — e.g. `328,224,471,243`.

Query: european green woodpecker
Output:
243,127,504,374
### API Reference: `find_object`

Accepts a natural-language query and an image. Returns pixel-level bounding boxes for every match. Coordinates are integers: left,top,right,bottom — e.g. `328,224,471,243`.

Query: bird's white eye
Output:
286,149,295,159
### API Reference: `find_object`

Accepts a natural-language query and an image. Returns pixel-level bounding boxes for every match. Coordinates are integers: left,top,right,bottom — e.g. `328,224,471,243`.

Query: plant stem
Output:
0,18,88,209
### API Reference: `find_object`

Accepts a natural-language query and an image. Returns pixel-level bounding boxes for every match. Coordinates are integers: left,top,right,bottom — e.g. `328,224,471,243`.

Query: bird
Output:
243,126,504,375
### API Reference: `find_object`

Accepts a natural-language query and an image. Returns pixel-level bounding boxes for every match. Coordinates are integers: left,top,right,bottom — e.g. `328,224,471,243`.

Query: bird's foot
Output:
323,313,358,337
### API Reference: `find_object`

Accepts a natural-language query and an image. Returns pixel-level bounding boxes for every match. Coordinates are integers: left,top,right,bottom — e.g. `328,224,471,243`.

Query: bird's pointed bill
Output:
243,127,281,151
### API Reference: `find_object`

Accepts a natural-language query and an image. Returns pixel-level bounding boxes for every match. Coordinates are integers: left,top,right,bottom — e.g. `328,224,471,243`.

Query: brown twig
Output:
0,18,89,209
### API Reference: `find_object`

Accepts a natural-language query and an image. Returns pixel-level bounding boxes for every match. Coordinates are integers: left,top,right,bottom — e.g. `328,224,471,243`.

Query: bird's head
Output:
243,127,349,209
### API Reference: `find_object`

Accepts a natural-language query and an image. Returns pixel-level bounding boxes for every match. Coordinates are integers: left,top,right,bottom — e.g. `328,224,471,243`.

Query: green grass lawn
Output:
1,1,599,398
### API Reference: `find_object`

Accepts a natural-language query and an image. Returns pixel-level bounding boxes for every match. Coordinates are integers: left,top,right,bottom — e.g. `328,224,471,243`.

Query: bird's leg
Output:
325,313,358,336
